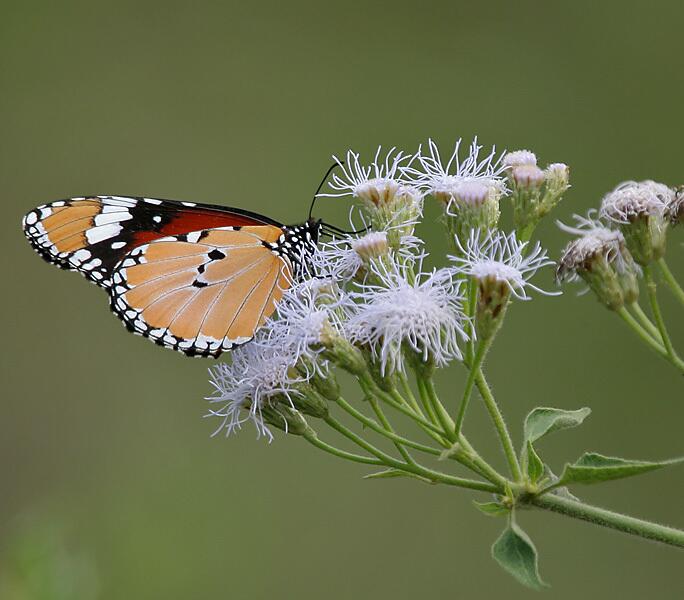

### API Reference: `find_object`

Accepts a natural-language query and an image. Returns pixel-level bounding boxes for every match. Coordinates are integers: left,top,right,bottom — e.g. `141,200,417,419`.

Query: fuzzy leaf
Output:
557,453,684,486
523,407,591,445
473,501,509,517
363,469,435,484
492,519,548,590
526,441,545,484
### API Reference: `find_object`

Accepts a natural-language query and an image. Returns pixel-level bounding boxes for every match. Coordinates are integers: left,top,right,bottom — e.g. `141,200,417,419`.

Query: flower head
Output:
403,138,507,206
503,149,537,168
450,230,555,300
599,180,673,224
319,148,423,228
450,230,556,339
346,261,467,375
599,180,672,264
556,211,640,309
207,343,306,442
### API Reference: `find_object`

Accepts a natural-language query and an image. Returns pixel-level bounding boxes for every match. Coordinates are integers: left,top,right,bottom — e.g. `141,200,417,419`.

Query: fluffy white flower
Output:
206,343,304,442
318,147,421,208
450,230,556,299
402,138,507,205
345,261,467,374
599,180,673,224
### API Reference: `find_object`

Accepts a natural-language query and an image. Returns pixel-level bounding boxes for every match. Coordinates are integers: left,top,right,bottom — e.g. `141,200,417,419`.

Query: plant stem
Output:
419,377,457,442
475,369,523,481
358,373,448,444
530,493,684,549
323,415,498,493
366,395,416,464
628,302,662,342
617,307,666,353
454,339,489,439
658,258,684,307
335,396,439,458
644,265,677,360
616,307,684,373
302,429,382,466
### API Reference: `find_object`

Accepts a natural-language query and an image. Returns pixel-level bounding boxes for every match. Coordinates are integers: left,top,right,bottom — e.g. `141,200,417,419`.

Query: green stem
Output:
617,306,667,354
475,369,523,481
628,302,662,342
658,258,684,308
454,339,489,439
323,415,498,493
419,377,457,442
531,494,684,549
397,373,424,418
335,396,438,458
616,307,684,373
302,428,382,465
358,373,448,443
366,395,415,464
644,265,677,360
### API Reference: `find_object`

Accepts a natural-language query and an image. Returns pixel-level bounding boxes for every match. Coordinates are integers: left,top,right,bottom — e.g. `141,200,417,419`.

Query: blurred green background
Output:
1,1,683,597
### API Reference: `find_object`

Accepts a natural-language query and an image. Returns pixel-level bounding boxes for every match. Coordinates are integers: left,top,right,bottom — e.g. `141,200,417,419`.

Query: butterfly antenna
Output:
309,161,343,220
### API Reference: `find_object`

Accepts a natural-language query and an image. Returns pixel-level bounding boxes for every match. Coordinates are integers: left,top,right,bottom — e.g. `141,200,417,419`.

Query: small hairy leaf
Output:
491,519,548,590
557,453,684,486
473,500,509,517
523,407,591,445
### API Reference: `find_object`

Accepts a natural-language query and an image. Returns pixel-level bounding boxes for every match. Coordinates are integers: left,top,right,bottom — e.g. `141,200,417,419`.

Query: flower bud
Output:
506,151,570,240
261,401,310,436
443,179,502,246
557,229,639,310
503,149,537,169
290,385,329,418
475,275,511,340
599,181,672,265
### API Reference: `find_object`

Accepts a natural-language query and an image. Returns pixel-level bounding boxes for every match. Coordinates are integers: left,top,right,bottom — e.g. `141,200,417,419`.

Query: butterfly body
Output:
23,196,320,357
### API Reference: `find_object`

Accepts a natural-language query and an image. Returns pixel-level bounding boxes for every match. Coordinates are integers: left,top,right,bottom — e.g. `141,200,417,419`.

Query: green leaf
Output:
557,453,684,486
473,500,509,517
523,407,591,445
526,441,544,484
363,469,435,484
491,519,548,590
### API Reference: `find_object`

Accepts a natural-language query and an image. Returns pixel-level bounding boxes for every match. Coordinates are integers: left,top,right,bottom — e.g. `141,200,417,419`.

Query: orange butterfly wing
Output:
110,226,292,357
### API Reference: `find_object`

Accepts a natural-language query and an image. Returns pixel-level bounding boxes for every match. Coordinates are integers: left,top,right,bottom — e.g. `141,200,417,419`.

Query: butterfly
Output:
22,194,337,358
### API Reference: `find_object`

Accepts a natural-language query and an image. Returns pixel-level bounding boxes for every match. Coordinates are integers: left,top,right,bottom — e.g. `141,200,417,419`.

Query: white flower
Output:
207,343,304,442
263,277,347,368
345,260,467,374
313,224,425,281
402,138,507,205
318,147,421,208
450,230,556,299
503,150,537,168
599,180,673,224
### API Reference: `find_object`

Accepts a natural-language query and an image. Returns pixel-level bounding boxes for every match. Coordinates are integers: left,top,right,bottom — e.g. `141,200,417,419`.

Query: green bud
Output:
290,385,329,419
475,276,512,340
618,215,668,266
261,402,310,436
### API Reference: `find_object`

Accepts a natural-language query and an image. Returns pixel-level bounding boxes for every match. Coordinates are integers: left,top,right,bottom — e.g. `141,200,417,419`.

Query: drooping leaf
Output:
363,469,435,484
526,441,545,484
473,500,509,517
523,407,591,445
557,453,684,486
491,518,548,590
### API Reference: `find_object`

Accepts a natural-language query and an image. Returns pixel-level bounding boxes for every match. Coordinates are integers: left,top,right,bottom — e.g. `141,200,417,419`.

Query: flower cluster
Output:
207,139,562,440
